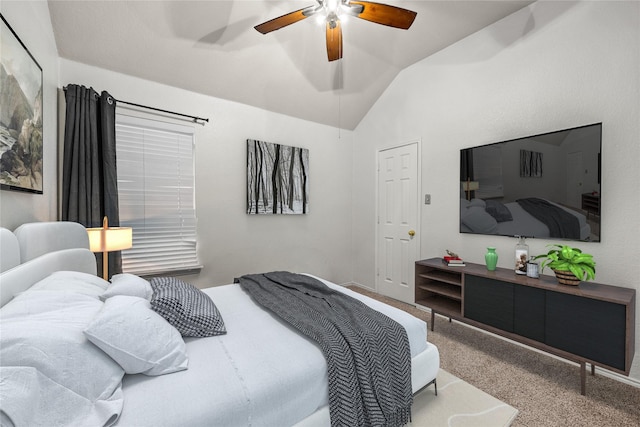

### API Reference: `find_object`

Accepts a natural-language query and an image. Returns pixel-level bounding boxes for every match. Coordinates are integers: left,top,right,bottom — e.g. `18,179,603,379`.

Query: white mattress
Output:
116,277,435,426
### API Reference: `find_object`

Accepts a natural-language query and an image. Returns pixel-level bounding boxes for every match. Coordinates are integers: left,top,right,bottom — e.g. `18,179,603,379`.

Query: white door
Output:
376,143,419,303
566,151,583,208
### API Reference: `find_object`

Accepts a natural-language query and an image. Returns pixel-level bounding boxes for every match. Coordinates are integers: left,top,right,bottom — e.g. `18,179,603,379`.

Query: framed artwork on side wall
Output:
246,139,309,214
0,14,43,194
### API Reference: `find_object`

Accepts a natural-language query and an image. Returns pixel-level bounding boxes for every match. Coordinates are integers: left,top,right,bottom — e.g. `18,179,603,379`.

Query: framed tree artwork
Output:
247,139,309,214
0,14,43,194
520,149,543,178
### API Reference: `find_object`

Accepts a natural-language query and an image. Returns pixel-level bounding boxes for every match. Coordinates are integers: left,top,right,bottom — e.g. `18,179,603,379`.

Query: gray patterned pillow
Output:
485,200,513,222
150,277,226,337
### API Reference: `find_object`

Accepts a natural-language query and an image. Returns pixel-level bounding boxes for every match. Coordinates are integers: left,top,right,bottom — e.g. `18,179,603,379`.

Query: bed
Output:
460,197,591,240
0,222,440,427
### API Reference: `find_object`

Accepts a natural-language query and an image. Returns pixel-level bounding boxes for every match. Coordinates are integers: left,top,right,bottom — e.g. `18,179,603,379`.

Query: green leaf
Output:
583,265,596,280
568,264,584,280
552,261,569,270
561,246,576,260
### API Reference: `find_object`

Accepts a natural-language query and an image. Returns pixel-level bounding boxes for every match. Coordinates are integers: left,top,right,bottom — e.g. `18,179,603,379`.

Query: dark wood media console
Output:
415,258,636,395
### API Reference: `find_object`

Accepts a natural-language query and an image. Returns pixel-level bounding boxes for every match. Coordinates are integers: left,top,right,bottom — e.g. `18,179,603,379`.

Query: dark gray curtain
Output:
460,149,475,198
62,84,121,279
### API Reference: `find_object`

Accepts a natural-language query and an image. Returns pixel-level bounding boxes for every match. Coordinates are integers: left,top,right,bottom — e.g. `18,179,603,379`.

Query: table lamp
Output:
87,216,133,280
462,179,479,201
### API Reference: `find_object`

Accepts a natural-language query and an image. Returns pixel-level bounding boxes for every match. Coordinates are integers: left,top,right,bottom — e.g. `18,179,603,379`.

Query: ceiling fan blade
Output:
326,19,343,62
349,1,417,30
254,5,319,34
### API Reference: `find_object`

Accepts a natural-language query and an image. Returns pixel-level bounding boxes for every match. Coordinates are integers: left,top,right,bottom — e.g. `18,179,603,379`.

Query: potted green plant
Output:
532,244,596,285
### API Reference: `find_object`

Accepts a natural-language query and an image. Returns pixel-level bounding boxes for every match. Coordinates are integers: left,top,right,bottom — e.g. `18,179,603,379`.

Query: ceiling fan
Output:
254,0,417,61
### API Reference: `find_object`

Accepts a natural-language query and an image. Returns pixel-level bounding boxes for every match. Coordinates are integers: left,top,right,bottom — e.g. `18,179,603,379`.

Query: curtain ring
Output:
107,96,114,105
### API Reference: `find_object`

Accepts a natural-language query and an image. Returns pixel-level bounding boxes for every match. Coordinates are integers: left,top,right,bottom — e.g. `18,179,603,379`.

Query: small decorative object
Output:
444,250,465,266
532,244,596,286
526,262,539,278
514,235,528,275
485,247,498,271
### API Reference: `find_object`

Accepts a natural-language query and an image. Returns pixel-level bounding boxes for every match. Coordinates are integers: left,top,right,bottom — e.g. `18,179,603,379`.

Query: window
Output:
472,145,504,199
115,114,200,276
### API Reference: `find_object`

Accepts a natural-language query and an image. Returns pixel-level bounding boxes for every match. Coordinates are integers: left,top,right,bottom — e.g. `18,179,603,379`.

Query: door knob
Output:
408,230,415,237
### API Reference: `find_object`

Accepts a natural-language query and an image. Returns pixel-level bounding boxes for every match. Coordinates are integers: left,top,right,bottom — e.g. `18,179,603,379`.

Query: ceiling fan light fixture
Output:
327,12,339,29
326,0,340,14
254,0,417,61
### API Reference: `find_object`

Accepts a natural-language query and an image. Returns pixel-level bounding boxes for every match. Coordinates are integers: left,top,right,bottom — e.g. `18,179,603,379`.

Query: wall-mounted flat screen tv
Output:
460,123,601,242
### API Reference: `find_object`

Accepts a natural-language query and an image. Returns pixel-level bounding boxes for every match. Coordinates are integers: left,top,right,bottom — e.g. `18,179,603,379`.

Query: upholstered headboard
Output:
13,221,91,263
0,222,97,307
0,228,20,273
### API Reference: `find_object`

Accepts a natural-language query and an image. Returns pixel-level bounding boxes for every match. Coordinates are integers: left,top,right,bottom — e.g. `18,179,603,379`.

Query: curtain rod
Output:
116,99,209,125
62,86,209,124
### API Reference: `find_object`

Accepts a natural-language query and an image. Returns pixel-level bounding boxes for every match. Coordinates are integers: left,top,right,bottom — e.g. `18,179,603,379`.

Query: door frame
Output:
374,139,422,297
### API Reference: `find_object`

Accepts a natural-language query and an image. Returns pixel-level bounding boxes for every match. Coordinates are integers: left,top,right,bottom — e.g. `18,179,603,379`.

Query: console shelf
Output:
415,263,463,318
415,257,636,395
417,282,462,301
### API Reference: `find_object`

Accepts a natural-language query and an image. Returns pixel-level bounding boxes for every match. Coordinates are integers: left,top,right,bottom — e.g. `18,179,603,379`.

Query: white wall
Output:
57,60,354,288
352,1,640,380
0,1,59,228
2,1,354,289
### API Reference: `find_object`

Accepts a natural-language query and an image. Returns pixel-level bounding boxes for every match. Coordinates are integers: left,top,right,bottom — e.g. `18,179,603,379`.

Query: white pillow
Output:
461,205,498,234
101,273,153,301
469,198,486,208
84,295,188,376
28,271,109,299
0,291,124,425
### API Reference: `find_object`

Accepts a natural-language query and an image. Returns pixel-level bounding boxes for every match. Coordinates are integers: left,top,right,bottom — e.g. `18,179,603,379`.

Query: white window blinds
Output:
115,114,200,276
472,145,504,199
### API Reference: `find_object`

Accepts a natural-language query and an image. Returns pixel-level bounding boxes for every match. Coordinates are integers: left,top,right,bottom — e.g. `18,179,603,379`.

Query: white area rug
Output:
410,369,518,427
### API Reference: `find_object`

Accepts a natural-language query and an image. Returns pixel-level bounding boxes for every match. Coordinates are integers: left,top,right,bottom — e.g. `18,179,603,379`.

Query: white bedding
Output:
497,201,590,240
117,277,431,426
0,223,439,427
460,197,591,240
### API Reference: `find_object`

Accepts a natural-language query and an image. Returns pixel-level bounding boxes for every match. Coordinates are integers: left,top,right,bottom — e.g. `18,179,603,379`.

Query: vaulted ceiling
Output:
48,1,534,130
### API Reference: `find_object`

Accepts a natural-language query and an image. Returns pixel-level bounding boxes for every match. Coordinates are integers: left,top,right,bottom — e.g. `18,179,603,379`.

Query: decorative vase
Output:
554,269,581,286
485,247,498,271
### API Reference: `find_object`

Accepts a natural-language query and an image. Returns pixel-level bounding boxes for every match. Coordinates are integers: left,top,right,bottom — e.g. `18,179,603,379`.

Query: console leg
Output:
591,364,595,376
580,361,586,395
430,310,435,332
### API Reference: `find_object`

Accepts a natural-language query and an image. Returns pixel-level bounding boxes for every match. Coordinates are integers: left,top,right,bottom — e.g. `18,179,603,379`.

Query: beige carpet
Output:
349,286,640,427
412,370,518,426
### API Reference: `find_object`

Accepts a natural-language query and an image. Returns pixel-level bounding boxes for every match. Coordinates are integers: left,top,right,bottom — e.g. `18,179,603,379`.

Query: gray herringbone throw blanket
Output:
238,272,412,427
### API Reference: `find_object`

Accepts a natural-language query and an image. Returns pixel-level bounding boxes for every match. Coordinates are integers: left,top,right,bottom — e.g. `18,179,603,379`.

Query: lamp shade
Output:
87,216,132,253
86,217,132,281
87,226,132,252
462,181,480,191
